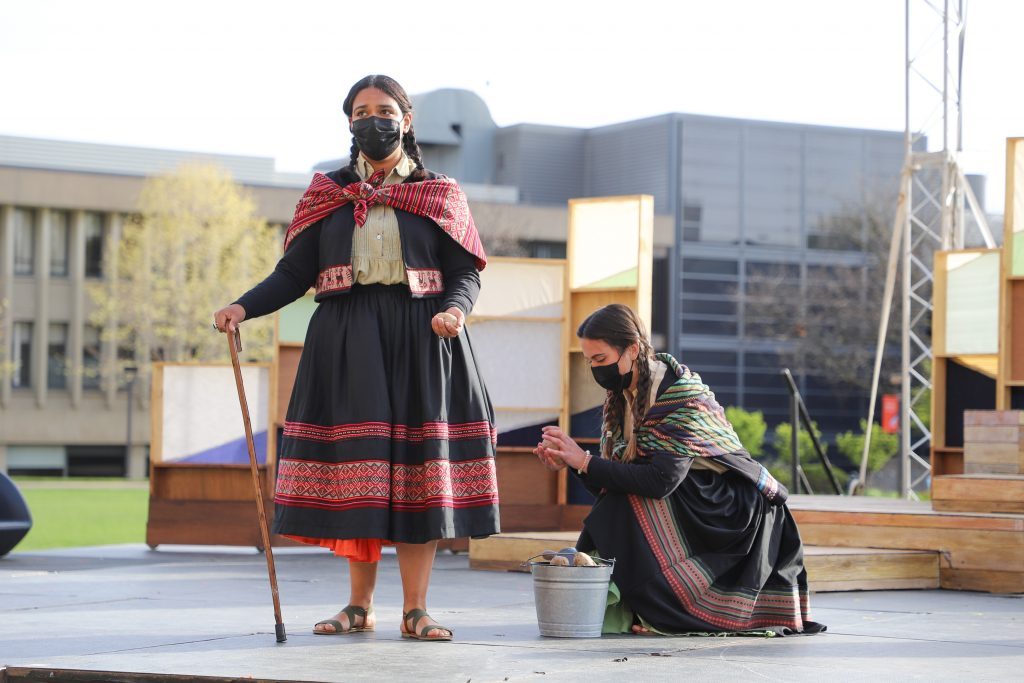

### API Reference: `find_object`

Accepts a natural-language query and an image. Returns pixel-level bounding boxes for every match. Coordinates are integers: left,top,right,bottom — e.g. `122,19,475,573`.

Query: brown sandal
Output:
401,608,453,641
313,604,374,635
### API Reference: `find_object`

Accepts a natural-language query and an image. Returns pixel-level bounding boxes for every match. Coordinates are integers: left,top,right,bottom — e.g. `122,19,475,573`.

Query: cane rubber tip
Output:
276,623,287,642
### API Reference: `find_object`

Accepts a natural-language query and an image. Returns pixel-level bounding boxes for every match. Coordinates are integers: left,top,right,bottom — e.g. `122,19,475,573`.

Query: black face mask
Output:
351,116,402,161
591,354,634,392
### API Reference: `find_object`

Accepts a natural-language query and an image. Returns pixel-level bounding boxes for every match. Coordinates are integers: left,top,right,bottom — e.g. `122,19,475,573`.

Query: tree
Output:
835,419,898,485
0,298,15,385
770,420,848,493
725,406,766,458
88,163,281,391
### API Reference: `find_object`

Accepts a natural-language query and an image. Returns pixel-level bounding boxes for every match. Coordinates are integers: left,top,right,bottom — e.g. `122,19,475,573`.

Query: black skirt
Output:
271,284,501,544
579,468,825,634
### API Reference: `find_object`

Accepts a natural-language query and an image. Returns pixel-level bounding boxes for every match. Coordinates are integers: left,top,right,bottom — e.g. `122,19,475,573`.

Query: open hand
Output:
431,307,465,338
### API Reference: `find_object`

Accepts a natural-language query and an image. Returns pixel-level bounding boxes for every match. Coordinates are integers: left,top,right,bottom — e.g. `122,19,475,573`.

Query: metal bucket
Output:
529,559,614,638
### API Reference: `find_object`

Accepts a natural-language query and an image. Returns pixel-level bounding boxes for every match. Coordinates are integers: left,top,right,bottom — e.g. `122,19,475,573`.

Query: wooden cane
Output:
228,328,287,643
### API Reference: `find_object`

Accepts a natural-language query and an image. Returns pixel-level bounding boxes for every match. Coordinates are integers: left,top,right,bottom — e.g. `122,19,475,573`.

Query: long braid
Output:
602,389,626,460
632,339,655,433
402,127,426,179
348,138,360,171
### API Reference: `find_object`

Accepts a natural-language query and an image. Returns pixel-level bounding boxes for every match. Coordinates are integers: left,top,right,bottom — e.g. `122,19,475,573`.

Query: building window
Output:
66,445,127,477
82,324,102,390
47,322,69,389
526,240,567,259
50,210,70,277
682,203,702,242
12,321,32,388
84,212,105,278
13,209,35,276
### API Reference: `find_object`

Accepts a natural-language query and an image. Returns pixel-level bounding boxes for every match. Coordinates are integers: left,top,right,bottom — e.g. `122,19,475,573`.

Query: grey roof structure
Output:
0,135,312,189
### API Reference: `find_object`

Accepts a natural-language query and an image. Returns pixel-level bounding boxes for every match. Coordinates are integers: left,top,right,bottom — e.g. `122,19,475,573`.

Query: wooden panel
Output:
569,288,638,335
559,504,590,530
802,547,939,592
146,499,299,549
933,251,949,357
940,568,1024,593
932,474,1024,513
1007,138,1024,277
1013,282,1024,380
470,531,578,571
790,512,1023,564
276,346,302,425
496,504,564,532
931,446,964,477
964,444,1023,474
470,535,939,592
151,464,265,501
964,409,1024,426
964,426,1023,442
495,450,559,505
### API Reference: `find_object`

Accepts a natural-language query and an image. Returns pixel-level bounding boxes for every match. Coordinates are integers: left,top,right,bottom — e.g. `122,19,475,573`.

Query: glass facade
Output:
671,118,902,435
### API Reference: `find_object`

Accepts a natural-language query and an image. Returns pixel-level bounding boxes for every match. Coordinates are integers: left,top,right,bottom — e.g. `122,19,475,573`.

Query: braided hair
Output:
342,75,426,180
577,304,655,462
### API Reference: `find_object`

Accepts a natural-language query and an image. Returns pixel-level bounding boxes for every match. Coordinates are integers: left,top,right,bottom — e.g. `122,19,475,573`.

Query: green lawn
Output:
12,482,149,552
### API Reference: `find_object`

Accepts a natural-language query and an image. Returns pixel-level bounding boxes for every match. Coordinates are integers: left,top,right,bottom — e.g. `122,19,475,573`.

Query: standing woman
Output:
535,304,824,636
214,75,499,642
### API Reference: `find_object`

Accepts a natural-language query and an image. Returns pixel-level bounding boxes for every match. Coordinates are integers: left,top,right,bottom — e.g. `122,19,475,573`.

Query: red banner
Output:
881,394,900,434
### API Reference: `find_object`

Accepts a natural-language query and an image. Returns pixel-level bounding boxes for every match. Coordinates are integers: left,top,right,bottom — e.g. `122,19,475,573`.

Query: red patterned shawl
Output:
282,169,487,270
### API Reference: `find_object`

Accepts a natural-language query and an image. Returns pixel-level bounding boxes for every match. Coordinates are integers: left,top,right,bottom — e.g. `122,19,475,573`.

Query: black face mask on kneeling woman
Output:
591,355,634,392
351,116,402,161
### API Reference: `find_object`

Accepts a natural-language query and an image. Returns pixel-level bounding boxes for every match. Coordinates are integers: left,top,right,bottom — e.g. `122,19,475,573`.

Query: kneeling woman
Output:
534,304,824,636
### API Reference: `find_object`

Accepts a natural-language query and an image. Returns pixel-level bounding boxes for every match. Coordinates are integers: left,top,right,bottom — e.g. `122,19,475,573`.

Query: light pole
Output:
124,365,138,476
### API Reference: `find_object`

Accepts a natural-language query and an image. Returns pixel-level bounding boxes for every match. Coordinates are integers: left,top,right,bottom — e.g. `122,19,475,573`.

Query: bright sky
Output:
1,0,1021,212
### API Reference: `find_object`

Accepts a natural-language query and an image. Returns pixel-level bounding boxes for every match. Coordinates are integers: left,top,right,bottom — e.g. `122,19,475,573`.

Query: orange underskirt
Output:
284,535,392,563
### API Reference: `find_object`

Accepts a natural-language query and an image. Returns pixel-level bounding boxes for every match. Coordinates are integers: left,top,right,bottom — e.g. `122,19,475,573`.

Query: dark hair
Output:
577,304,654,462
342,74,425,178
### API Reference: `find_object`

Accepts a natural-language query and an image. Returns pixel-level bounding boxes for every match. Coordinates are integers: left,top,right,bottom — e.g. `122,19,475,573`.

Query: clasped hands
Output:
533,426,589,472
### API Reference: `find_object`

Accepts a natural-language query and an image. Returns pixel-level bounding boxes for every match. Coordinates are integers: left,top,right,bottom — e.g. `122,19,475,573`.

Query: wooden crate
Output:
468,531,939,592
932,474,1024,514
788,495,1024,593
963,410,1024,474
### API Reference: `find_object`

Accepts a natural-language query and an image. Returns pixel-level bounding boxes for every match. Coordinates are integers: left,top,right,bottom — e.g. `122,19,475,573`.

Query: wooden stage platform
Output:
471,492,1024,594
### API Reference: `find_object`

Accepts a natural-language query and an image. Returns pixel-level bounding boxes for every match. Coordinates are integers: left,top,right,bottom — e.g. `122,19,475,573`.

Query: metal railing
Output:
781,369,844,495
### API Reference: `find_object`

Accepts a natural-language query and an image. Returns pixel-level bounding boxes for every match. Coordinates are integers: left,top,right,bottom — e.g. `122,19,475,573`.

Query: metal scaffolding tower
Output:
860,0,996,498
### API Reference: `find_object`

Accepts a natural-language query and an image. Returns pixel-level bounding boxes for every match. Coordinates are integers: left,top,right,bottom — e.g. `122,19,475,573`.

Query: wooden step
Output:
468,531,939,592
933,474,1024,514
788,494,1024,593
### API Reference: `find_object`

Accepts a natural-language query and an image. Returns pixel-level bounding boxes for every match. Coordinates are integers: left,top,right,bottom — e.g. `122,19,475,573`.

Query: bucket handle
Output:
521,553,616,569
